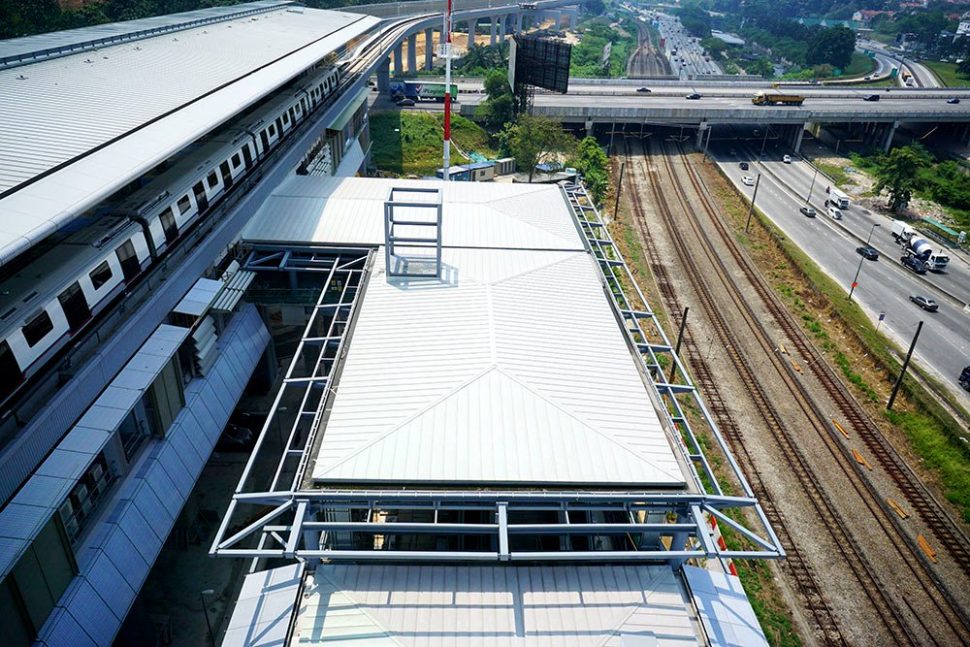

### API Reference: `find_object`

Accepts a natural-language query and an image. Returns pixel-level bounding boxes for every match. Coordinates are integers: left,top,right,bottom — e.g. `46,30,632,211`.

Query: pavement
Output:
711,141,970,409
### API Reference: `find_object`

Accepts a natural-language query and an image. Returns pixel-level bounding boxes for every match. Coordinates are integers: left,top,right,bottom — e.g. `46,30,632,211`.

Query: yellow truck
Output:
751,91,805,106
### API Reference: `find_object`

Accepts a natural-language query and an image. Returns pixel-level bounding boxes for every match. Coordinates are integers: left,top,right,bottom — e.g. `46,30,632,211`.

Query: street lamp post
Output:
849,223,881,300
804,162,820,207
200,589,215,647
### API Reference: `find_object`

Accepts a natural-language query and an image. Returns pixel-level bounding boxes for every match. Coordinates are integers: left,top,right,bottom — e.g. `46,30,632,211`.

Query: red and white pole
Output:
442,0,453,181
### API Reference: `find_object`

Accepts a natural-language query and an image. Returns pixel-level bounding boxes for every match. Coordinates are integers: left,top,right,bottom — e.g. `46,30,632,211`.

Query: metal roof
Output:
0,6,380,265
294,564,701,646
242,176,586,250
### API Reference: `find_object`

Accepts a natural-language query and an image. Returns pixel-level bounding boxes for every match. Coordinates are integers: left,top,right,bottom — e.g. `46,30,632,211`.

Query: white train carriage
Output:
0,217,151,401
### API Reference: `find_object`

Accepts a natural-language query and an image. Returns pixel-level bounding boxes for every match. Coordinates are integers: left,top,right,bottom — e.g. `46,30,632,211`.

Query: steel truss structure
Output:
211,183,783,567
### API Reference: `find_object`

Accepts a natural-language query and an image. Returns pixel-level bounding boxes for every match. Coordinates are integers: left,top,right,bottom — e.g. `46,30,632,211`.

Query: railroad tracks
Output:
620,133,970,646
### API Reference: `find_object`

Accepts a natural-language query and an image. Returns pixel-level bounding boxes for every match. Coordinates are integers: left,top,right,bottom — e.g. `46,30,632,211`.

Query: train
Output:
0,64,344,406
751,91,805,106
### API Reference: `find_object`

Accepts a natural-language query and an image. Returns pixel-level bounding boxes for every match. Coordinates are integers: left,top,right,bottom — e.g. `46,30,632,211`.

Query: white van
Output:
827,205,842,220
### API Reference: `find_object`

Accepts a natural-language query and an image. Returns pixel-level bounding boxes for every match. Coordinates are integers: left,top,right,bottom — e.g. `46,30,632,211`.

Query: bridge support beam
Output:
568,8,578,29
499,14,507,40
468,18,476,46
515,12,523,32
490,17,497,46
407,34,417,73
585,119,594,137
393,43,404,77
881,120,899,154
377,58,391,94
695,122,708,150
425,28,434,71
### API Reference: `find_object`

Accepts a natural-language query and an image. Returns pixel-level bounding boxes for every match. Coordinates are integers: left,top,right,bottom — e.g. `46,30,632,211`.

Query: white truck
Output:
825,186,850,209
890,220,951,272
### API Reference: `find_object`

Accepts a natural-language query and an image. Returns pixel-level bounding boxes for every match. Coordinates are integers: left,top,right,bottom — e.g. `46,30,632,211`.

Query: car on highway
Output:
901,255,927,274
826,206,842,220
636,87,652,93
909,295,939,312
856,245,879,260
783,155,792,164
799,206,817,217
863,94,880,102
741,175,755,186
739,161,749,170
395,98,415,106
947,97,961,104
686,93,702,100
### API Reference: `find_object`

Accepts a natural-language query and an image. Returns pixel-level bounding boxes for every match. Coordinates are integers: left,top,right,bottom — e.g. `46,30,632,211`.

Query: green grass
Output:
368,111,496,176
922,61,969,88
842,51,878,78
813,162,851,188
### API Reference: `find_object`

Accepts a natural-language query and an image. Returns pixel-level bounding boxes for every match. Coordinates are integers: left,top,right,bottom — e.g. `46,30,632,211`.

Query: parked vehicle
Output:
856,245,879,260
799,206,816,217
901,254,927,274
909,295,939,312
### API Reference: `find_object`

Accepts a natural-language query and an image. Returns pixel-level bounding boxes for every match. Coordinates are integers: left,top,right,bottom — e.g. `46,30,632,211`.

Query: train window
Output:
0,307,15,321
58,282,91,332
23,310,54,348
282,112,289,125
206,172,218,188
177,195,191,215
160,208,178,243
231,153,241,168
268,124,276,136
89,261,113,290
0,340,22,402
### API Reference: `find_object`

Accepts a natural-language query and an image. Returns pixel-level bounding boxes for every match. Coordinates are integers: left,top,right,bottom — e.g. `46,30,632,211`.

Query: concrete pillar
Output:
695,122,708,149
468,18,476,46
490,17,497,46
393,43,403,77
499,15,507,40
515,12,523,32
407,34,417,73
585,119,594,136
425,28,434,70
568,8,577,29
882,121,899,153
377,58,391,93
792,123,806,153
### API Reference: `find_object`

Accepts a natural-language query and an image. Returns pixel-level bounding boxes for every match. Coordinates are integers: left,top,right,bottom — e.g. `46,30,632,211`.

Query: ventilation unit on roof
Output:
383,186,442,280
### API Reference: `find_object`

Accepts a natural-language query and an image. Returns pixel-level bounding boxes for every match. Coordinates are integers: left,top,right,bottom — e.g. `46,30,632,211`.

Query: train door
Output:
193,181,208,214
57,282,91,333
160,207,179,244
243,144,254,169
219,161,234,191
115,240,140,282
259,130,270,153
0,340,22,402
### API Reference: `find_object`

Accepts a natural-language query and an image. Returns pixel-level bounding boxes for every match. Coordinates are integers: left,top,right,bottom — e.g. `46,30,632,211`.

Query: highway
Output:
653,12,721,77
712,142,970,405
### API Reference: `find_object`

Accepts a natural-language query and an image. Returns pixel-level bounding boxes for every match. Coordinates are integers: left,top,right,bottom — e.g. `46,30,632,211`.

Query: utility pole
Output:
848,223,880,300
613,162,626,220
669,307,688,383
744,173,761,232
804,162,820,207
887,321,923,411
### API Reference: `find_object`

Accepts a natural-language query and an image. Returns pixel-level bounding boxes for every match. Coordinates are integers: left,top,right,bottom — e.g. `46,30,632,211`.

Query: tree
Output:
872,144,933,212
571,136,609,202
475,69,515,132
500,115,575,182
581,0,605,16
806,26,855,70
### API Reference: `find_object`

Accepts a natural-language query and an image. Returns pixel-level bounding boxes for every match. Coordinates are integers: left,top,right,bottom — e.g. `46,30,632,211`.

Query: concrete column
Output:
568,8,577,29
468,18,476,46
425,28,434,70
377,58,391,93
695,122,708,149
515,12,523,32
393,43,403,77
407,34,417,73
585,119,594,136
882,121,899,153
499,15,507,40
792,123,806,153
490,17,497,46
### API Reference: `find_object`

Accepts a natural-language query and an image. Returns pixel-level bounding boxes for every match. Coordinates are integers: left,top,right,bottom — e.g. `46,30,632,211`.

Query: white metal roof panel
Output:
683,565,768,647
0,8,380,264
173,277,224,317
222,564,304,647
294,564,700,646
241,176,585,250
311,248,684,487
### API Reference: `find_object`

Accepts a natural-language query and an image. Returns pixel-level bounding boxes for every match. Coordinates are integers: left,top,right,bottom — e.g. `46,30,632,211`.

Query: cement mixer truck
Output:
891,220,951,272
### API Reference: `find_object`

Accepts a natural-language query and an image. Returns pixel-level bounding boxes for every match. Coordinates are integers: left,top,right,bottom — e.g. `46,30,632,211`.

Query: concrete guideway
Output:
713,146,970,407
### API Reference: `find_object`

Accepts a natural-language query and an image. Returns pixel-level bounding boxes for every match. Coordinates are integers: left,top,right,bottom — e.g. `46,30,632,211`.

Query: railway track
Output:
620,133,970,645
627,20,670,78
